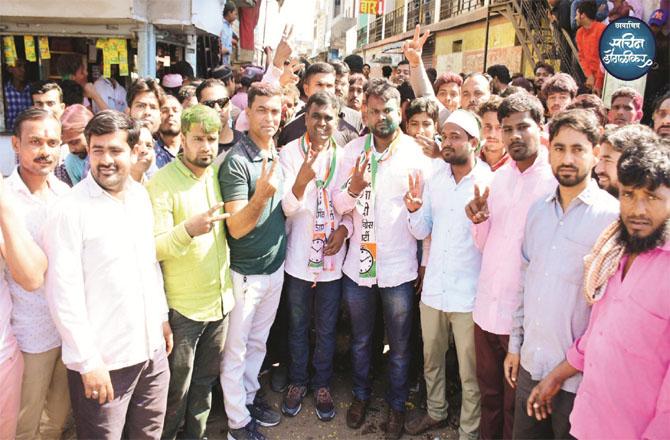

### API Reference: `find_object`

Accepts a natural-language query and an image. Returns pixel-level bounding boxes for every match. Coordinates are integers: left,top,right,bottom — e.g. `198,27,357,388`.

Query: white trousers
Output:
220,265,284,429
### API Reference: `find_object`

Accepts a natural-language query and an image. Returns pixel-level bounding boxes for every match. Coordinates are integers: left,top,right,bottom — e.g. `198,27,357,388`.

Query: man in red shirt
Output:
576,1,606,94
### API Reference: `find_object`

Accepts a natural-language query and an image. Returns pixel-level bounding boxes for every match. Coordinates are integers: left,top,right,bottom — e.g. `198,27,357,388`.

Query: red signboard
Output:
360,0,384,15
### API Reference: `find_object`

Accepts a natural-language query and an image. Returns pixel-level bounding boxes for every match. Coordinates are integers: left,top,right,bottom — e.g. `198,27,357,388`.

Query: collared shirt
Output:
472,148,556,335
333,133,433,288
566,242,670,439
480,150,510,172
146,157,234,321
44,175,168,373
6,169,69,354
0,255,16,365
4,82,32,132
92,77,128,113
409,159,493,312
279,137,353,283
219,134,286,275
154,136,178,169
509,180,618,393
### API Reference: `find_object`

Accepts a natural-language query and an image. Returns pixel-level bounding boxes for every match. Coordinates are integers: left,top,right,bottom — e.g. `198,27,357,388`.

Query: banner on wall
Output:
38,36,51,60
24,36,37,62
3,36,18,67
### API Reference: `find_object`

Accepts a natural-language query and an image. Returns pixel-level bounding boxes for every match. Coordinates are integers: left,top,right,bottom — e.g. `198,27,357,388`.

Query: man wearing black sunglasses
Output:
195,78,243,163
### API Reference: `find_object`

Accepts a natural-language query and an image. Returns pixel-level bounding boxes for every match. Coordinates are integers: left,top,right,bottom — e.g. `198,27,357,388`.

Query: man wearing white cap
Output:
403,109,491,438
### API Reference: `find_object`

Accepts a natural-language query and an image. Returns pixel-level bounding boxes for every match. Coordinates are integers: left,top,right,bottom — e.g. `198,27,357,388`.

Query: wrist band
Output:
347,188,360,199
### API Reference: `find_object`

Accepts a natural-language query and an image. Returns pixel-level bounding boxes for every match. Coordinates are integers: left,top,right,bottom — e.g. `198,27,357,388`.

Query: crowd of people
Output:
1,1,670,439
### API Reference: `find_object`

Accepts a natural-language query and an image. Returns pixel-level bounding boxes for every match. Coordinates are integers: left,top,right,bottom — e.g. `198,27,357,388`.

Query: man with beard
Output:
155,95,182,168
464,93,556,439
533,62,554,96
504,109,618,439
541,73,578,121
486,65,511,96
56,104,93,186
526,135,670,439
595,124,657,198
8,108,71,440
607,87,643,127
477,96,508,171
146,105,234,439
44,110,172,439
403,110,492,438
652,91,670,139
333,78,432,440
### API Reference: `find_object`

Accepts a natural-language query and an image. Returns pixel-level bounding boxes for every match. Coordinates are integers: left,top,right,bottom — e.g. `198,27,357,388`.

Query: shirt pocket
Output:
557,236,592,285
613,293,668,361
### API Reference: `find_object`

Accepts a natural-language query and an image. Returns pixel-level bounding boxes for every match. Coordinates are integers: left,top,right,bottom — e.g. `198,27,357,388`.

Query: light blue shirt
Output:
220,20,233,66
408,159,493,312
509,180,619,393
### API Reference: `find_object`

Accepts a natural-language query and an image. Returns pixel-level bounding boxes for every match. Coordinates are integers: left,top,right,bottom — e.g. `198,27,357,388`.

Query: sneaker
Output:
227,420,266,440
270,364,288,393
247,396,281,427
315,387,336,421
281,384,307,417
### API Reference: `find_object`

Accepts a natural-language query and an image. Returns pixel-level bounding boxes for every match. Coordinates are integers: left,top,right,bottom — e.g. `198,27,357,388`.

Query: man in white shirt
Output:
333,78,432,439
404,110,492,439
8,108,71,440
93,74,128,113
279,92,352,422
44,110,173,439
0,113,51,439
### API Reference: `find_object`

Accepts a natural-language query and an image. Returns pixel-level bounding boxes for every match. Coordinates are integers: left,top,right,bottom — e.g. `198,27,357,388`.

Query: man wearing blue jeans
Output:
333,79,432,440
278,92,352,421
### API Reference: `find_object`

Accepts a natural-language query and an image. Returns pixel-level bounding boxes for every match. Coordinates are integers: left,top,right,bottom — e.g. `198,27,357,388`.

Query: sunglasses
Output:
202,97,230,109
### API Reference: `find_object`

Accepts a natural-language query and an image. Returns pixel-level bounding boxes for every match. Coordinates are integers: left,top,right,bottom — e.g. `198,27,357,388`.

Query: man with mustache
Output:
0,139,51,440
278,92,351,422
347,73,368,112
526,134,670,439
595,124,657,198
504,109,618,439
154,95,183,168
465,93,556,439
541,73,578,121
126,78,164,176
477,96,509,171
146,105,234,439
404,110,492,438
44,110,173,439
652,91,670,139
7,108,70,440
333,78,432,439
30,81,66,121
607,87,643,127
219,83,286,440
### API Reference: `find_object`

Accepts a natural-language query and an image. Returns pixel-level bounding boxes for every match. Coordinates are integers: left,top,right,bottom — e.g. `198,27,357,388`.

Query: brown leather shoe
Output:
384,408,405,440
404,410,447,435
346,397,368,429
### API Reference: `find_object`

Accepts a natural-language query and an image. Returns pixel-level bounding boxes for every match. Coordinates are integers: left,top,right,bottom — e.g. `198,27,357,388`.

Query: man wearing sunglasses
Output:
196,79,243,164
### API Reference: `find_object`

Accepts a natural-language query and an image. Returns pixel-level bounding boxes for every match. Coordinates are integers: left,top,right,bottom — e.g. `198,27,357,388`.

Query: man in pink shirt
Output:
465,93,556,439
527,134,670,439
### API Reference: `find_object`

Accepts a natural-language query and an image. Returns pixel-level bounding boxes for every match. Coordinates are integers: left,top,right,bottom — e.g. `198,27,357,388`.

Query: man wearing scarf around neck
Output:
526,134,670,439
278,91,352,422
333,78,432,440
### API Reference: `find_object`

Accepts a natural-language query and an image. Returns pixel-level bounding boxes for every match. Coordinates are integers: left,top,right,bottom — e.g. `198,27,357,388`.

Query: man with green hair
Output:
146,104,235,439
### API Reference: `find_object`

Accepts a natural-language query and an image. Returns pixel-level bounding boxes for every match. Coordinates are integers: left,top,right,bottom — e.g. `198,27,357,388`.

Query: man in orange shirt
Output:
576,1,606,94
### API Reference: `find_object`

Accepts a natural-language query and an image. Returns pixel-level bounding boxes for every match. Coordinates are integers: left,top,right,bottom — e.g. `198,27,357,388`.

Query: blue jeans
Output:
342,275,414,412
286,273,342,389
